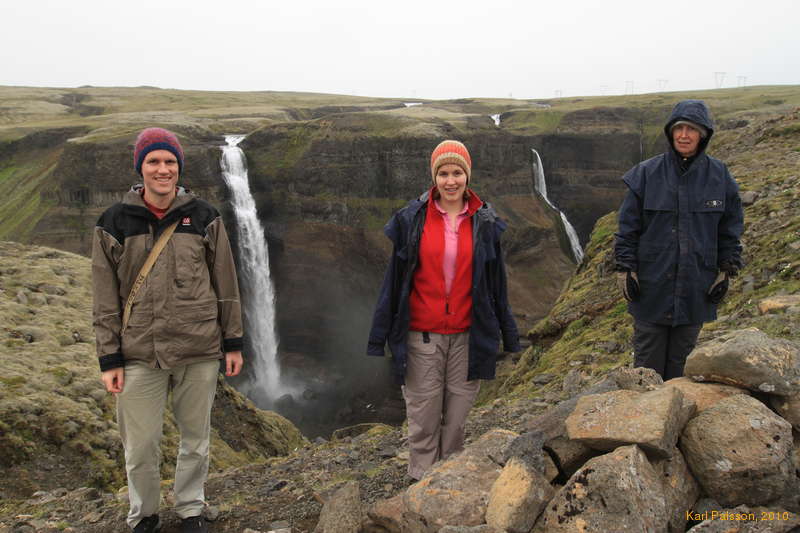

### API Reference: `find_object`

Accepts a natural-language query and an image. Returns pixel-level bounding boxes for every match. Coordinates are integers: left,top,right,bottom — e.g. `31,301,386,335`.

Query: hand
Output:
707,271,729,304
616,271,640,302
101,368,124,394
225,351,243,377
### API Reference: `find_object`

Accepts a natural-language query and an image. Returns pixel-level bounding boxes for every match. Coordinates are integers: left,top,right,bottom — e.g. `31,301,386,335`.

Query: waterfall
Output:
531,149,584,264
490,114,501,127
220,135,285,404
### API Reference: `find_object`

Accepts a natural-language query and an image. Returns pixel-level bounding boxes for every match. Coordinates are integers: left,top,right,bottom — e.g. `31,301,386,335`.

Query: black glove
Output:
616,271,640,302
707,272,729,304
719,260,739,278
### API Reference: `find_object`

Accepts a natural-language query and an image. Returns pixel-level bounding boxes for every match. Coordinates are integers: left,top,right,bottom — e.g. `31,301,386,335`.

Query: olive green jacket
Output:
92,185,243,371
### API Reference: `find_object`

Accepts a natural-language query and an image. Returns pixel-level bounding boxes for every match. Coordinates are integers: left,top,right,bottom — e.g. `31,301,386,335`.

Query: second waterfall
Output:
220,135,286,405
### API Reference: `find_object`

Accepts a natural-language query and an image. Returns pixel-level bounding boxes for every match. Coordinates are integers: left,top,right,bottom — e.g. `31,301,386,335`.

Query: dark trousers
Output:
633,320,703,381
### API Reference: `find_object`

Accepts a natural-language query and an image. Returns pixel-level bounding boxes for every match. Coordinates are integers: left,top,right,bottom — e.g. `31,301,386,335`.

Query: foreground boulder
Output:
662,377,749,415
402,429,516,533
684,328,800,396
652,447,701,533
366,493,403,533
522,378,617,478
771,393,800,431
565,387,692,458
313,481,362,533
485,457,554,533
532,445,668,533
680,394,794,506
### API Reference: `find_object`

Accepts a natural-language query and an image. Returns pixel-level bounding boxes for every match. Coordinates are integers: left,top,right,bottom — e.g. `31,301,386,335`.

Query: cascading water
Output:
490,113,501,127
220,135,286,405
531,149,584,264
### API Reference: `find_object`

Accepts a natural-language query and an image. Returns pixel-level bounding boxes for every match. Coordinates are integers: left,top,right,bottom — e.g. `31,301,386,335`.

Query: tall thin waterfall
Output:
531,149,584,264
220,135,284,403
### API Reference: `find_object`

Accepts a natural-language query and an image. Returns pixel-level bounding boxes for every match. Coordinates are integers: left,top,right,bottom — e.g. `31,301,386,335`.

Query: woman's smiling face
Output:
435,163,467,204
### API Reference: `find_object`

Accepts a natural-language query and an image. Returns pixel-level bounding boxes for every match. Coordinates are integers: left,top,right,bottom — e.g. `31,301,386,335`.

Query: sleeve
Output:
91,225,125,371
366,215,404,356
614,166,644,272
205,217,244,353
717,167,744,270
492,221,521,353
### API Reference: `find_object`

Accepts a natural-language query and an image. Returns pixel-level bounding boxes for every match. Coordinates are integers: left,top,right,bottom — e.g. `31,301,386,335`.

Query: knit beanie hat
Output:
133,128,184,176
430,140,472,183
670,119,708,139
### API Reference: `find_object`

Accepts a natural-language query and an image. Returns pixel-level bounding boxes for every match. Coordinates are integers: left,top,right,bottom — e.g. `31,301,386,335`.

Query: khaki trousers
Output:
117,359,219,529
403,331,480,479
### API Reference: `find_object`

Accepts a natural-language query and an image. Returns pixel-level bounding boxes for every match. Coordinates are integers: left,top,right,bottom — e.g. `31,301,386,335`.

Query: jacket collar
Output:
123,184,196,219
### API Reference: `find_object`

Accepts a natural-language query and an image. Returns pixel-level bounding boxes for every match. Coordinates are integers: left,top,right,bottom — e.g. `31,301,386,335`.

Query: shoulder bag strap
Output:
121,220,179,334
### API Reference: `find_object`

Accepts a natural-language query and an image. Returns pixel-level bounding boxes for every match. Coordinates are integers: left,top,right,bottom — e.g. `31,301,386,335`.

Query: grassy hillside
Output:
0,241,305,498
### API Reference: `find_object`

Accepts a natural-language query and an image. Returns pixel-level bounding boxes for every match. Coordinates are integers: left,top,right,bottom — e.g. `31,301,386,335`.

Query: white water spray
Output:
220,135,285,402
531,149,584,264
490,114,501,127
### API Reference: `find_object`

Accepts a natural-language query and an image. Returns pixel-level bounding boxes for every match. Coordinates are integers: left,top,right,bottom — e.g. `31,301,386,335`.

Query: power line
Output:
714,72,726,88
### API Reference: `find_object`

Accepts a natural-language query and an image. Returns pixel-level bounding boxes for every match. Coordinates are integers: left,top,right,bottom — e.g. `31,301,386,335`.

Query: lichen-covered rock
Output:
485,457,554,533
686,505,800,532
652,447,701,533
438,526,499,533
684,328,800,396
757,295,800,315
532,445,668,533
565,387,692,458
770,393,800,431
612,366,664,391
494,431,558,481
542,435,598,479
402,429,516,533
663,377,749,415
366,493,403,533
680,394,794,506
313,481,362,533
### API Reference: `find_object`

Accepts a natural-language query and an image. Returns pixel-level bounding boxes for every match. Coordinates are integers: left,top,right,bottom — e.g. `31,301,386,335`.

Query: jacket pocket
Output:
174,300,221,355
172,240,205,300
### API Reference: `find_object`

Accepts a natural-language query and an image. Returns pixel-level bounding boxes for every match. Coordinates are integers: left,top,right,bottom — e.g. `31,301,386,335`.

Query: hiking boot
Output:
180,516,208,533
132,514,161,533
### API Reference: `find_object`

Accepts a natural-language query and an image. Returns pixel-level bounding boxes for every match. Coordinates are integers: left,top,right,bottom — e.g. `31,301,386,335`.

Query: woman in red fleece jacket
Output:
368,140,520,480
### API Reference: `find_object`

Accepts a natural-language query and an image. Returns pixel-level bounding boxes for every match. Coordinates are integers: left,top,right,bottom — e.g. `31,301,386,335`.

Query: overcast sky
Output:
2,0,798,100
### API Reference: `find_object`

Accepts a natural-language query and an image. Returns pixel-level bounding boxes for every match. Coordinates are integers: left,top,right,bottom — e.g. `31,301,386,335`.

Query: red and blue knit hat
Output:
430,140,472,183
133,127,184,176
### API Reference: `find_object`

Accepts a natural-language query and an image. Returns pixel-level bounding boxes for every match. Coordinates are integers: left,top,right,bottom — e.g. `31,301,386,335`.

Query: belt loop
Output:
422,331,430,344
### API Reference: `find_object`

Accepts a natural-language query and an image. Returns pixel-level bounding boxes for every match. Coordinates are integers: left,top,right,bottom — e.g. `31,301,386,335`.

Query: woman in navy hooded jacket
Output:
367,140,520,479
614,100,744,380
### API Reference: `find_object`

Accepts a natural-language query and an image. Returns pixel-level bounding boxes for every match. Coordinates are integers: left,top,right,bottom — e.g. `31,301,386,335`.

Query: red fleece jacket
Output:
409,189,482,334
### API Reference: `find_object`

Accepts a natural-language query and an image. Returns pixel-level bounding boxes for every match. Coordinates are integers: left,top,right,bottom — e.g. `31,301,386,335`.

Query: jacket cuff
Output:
99,352,125,372
367,342,385,356
223,337,244,352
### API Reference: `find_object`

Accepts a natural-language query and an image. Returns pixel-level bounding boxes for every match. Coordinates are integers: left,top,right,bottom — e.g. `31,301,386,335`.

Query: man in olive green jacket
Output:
92,128,244,533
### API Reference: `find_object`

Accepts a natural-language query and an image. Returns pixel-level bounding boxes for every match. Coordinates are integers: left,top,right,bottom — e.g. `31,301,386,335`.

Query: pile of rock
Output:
349,328,800,533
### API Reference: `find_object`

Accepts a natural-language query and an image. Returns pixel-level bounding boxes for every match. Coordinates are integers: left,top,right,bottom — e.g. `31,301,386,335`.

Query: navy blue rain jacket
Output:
614,99,744,326
367,190,521,384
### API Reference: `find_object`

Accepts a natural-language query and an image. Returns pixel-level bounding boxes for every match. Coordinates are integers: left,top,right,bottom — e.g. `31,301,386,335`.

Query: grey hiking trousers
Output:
117,359,219,529
403,331,480,480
